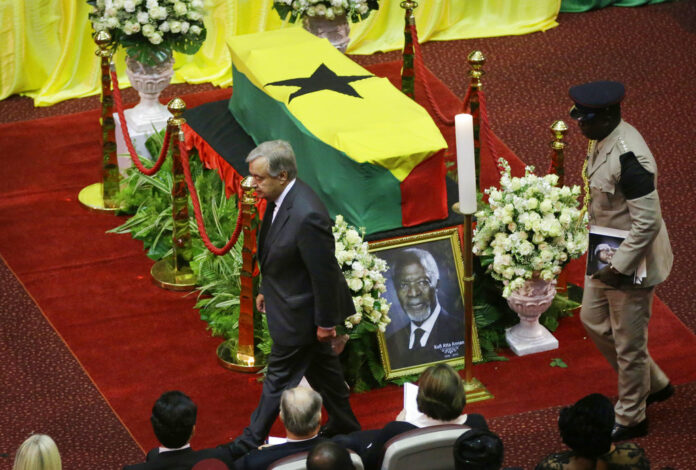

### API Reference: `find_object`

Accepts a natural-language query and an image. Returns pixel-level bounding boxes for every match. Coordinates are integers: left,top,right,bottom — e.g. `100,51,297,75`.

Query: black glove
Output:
592,265,632,289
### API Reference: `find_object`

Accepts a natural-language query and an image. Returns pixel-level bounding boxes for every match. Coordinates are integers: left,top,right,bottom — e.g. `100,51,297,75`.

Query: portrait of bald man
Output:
383,247,466,371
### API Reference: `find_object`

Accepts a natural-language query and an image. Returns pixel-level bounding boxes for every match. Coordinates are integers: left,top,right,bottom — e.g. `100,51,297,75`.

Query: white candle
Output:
455,113,477,214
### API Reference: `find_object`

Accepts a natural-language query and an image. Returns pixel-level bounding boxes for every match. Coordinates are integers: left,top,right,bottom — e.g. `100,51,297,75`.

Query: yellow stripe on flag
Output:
227,28,446,182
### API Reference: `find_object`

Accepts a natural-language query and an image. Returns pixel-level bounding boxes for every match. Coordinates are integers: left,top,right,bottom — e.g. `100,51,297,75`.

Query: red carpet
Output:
2,72,696,467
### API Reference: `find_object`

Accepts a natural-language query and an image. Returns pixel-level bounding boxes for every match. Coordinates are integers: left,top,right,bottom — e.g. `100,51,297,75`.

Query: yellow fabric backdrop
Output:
0,0,560,106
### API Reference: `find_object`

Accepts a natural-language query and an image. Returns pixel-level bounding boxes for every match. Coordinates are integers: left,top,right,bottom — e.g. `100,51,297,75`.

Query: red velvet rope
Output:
179,141,243,256
478,90,506,175
110,69,170,176
410,23,474,127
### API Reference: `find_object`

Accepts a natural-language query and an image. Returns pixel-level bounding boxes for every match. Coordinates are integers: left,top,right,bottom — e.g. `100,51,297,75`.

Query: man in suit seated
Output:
385,248,465,370
234,387,326,470
306,441,354,470
123,391,235,470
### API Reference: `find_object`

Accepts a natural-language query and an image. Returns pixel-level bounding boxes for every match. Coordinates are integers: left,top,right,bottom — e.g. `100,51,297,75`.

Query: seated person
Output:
453,429,504,470
124,390,235,470
336,363,487,470
13,434,61,470
306,441,354,470
234,386,326,470
535,393,650,470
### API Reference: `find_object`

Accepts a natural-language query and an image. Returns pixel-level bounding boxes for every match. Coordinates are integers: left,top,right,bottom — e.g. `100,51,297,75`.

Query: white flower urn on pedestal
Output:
505,277,559,356
124,55,175,133
303,14,351,53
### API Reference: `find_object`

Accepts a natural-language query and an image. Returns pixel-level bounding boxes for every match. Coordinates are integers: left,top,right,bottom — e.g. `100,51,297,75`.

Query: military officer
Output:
569,81,674,441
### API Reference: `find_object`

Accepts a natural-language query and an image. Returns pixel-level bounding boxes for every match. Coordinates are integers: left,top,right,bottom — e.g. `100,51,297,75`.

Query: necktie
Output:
258,200,276,255
412,327,425,349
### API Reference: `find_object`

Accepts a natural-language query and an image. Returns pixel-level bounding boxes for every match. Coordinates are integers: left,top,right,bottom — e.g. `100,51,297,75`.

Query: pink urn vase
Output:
505,277,559,356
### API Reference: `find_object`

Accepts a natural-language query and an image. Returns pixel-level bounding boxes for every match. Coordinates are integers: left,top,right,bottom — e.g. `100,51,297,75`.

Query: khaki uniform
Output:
581,120,672,426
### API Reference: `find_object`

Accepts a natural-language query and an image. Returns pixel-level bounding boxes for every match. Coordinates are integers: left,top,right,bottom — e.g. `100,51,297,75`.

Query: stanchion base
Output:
464,377,494,404
78,182,121,212
150,259,196,291
216,342,265,373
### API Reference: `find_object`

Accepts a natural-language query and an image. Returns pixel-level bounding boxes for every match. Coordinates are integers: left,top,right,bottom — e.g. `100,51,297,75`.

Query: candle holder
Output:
452,202,492,402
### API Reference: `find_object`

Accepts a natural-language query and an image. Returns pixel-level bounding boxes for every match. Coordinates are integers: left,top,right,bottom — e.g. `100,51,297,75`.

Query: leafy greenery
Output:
550,358,568,368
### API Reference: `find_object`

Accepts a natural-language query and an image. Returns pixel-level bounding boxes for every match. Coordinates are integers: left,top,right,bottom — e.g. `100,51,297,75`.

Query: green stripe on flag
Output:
229,66,403,234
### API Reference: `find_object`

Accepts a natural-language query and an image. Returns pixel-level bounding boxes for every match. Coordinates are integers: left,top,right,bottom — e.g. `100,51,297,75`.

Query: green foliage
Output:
550,358,568,368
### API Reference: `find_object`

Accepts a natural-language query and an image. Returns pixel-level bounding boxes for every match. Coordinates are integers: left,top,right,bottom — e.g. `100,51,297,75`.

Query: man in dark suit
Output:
234,387,327,470
231,140,360,455
385,248,465,370
123,391,235,470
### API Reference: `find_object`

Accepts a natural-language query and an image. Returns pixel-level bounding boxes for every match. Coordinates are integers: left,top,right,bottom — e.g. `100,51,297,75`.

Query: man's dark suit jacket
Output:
385,308,465,370
123,446,235,470
258,179,354,345
233,436,326,470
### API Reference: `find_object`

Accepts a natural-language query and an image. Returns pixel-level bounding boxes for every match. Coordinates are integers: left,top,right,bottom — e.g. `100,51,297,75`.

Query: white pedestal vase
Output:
505,277,559,356
124,55,175,133
303,14,351,53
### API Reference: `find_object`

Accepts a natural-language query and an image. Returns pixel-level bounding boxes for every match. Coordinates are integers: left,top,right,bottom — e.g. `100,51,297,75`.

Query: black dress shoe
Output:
611,419,648,442
647,382,674,406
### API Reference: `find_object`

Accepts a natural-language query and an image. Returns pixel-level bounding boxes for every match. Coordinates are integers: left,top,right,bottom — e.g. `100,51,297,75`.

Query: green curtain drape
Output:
0,0,561,106
560,0,673,13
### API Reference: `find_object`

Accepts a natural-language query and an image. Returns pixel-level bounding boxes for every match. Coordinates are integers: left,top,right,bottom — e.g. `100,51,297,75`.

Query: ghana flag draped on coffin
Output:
227,28,448,235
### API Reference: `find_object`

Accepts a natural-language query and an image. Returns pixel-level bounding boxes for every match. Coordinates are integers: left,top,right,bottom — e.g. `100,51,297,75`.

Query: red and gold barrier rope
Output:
179,141,243,256
110,68,170,176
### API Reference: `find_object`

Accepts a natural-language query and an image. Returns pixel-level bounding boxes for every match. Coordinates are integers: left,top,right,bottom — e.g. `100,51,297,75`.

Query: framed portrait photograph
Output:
587,225,646,283
370,228,482,379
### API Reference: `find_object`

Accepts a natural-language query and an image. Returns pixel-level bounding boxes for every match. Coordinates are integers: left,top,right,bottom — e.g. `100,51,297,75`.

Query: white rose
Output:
526,198,539,211
348,278,363,292
540,199,553,213
158,21,170,32
345,229,361,246
142,23,156,36
190,24,202,35
307,6,316,16
180,21,189,33
124,0,136,12
137,10,149,23
106,17,119,28
174,1,187,15
148,32,163,44
169,20,181,32
146,0,158,9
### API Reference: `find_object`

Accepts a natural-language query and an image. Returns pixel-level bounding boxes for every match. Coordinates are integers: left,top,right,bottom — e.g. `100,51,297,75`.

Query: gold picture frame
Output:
370,228,483,380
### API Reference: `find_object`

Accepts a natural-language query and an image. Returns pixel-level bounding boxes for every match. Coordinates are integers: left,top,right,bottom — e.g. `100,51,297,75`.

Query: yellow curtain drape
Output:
0,0,560,106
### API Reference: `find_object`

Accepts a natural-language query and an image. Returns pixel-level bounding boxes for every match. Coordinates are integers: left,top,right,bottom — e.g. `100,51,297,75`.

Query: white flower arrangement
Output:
332,215,391,333
273,0,379,23
473,159,589,298
88,0,207,65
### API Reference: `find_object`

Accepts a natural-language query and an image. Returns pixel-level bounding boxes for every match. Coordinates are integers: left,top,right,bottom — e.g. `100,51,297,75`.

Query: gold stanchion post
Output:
467,51,485,189
78,31,121,212
550,120,569,296
150,98,197,291
452,203,493,403
217,177,265,372
399,1,418,98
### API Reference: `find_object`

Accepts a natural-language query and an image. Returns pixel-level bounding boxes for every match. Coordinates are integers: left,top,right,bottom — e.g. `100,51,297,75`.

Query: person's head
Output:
594,243,616,264
13,434,61,470
306,441,354,470
558,393,615,459
246,140,298,201
569,81,624,141
416,364,466,421
151,390,197,449
453,429,504,470
279,386,323,439
393,248,440,323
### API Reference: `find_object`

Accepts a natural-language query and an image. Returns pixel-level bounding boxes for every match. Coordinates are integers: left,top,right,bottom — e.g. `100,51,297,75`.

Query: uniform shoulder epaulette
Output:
617,136,630,155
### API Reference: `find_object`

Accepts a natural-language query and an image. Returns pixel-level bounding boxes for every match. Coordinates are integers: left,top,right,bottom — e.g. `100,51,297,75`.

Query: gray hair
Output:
280,387,322,437
246,140,298,180
394,248,440,285
594,243,615,256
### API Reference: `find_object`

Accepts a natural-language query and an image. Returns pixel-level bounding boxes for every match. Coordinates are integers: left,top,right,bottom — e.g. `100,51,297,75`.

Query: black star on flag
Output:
264,63,373,103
